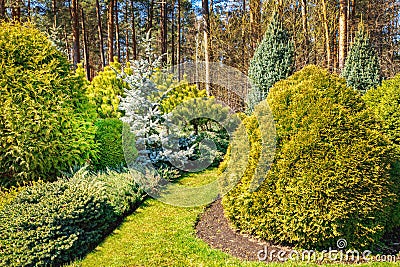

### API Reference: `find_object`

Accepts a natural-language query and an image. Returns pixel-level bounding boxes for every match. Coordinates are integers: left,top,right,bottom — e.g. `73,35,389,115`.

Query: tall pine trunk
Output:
81,7,90,80
241,0,246,70
27,0,31,18
115,1,121,62
52,0,57,28
107,0,114,64
301,0,309,64
338,0,348,71
96,0,105,68
321,0,331,69
202,0,210,96
250,0,261,51
160,0,167,63
71,0,80,67
0,0,5,20
147,0,154,34
131,0,137,60
177,0,181,78
171,2,175,68
11,0,21,21
125,3,129,60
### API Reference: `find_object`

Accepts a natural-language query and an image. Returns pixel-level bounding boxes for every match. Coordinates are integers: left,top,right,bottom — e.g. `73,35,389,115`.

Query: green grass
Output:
69,169,399,267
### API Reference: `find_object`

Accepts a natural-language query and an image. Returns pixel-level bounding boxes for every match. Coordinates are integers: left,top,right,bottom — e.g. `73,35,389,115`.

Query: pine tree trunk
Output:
125,3,129,61
147,0,154,33
107,0,114,64
81,7,90,80
131,0,137,60
177,0,181,79
160,0,167,63
96,0,105,68
350,0,356,43
202,0,210,96
0,0,5,20
52,0,57,28
338,0,348,71
321,0,331,70
250,0,261,51
71,0,80,67
27,0,30,18
171,2,175,68
115,1,121,62
11,0,21,21
195,21,200,90
241,0,246,70
301,0,309,65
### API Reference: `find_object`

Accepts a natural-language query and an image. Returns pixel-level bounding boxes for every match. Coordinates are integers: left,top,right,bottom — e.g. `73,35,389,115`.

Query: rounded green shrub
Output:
222,65,399,249
92,118,131,171
0,22,97,187
87,60,128,119
0,169,144,266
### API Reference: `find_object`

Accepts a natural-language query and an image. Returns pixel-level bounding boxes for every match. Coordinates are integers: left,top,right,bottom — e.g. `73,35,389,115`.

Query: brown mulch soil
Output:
195,199,400,263
195,198,289,262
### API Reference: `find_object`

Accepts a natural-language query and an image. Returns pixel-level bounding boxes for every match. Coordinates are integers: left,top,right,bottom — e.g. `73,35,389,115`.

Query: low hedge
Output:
0,170,144,266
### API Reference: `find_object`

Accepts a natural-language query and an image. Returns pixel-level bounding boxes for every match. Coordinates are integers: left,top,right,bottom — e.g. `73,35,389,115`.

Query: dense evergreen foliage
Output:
342,24,381,93
247,12,294,111
363,74,400,154
222,66,400,249
87,60,130,119
92,118,127,171
0,170,144,266
0,22,97,187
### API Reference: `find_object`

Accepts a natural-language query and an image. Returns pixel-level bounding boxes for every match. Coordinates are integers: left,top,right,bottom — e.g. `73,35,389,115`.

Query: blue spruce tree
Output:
342,23,381,93
247,12,294,112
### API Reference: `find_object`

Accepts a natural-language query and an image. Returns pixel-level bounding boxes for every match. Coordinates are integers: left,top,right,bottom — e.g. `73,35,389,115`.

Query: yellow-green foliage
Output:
152,71,207,113
0,22,97,187
87,60,131,119
222,65,400,249
363,74,400,154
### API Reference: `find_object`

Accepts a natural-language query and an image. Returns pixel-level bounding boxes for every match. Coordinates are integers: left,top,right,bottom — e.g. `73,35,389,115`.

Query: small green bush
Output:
0,169,144,266
92,118,130,171
0,22,97,187
154,71,207,114
87,60,129,119
222,65,400,249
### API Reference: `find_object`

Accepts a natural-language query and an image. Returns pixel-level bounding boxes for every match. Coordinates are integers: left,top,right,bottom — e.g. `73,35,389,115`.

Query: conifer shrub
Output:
0,22,97,187
247,12,294,111
0,170,144,266
92,118,131,171
363,74,400,154
342,24,381,93
87,60,129,119
222,65,400,249
155,72,207,114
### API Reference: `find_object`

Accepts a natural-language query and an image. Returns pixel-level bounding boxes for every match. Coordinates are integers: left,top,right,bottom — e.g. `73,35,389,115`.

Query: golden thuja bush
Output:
0,23,97,186
221,66,400,249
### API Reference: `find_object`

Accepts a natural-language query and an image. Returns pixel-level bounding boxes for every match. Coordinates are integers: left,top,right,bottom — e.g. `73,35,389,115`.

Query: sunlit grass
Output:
69,169,399,267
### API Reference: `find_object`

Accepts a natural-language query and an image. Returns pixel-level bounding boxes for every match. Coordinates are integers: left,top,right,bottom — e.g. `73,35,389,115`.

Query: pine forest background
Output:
1,0,399,81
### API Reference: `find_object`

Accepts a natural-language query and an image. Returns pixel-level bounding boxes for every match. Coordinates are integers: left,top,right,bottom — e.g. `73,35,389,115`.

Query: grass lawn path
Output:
70,169,399,267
